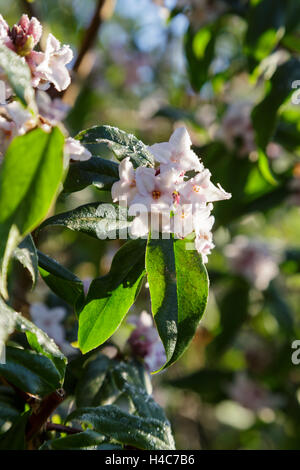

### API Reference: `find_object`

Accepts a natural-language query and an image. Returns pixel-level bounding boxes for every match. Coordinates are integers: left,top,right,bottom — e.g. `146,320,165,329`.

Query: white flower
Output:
111,157,137,205
131,167,178,212
65,137,91,162
180,168,231,204
34,33,73,91
111,126,231,263
148,127,203,173
0,15,9,41
128,311,166,372
225,236,280,290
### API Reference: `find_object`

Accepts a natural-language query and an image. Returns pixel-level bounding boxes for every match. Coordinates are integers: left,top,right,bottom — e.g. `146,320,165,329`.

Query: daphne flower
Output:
36,90,70,124
225,236,280,290
0,15,9,42
180,169,231,204
111,157,137,205
34,33,73,91
148,127,203,173
131,167,178,212
127,311,166,372
65,137,91,162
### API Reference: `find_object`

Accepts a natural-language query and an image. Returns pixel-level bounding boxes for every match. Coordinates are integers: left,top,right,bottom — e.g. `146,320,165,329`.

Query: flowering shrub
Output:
0,0,299,451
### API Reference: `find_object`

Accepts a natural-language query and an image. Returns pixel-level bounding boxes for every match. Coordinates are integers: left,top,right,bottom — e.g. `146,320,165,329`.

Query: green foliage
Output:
76,125,155,168
63,156,119,193
40,202,133,240
146,236,209,370
0,127,65,298
37,251,85,312
78,239,146,353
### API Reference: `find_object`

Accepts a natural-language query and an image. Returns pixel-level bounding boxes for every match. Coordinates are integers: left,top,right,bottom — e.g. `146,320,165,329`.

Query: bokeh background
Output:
2,0,300,449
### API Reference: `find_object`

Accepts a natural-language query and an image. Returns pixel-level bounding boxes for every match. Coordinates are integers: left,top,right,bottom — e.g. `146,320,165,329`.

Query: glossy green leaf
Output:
0,297,67,383
76,125,155,168
40,429,121,450
0,127,65,298
78,239,146,354
0,411,30,450
0,346,63,397
13,235,38,287
63,156,119,193
37,251,85,312
146,236,209,370
40,202,133,240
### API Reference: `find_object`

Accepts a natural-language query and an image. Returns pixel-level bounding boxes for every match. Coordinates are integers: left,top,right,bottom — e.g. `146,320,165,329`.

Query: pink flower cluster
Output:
112,127,231,262
225,236,280,290
127,311,166,372
0,14,73,92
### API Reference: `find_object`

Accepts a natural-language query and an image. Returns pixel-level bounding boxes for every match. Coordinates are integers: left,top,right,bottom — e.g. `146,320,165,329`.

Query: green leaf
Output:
0,411,30,450
0,127,65,298
63,156,119,193
39,202,133,240
146,236,209,370
67,404,175,450
75,353,111,407
13,235,38,287
0,385,24,431
78,239,146,354
0,346,63,397
37,251,85,312
40,429,121,450
0,43,35,107
76,125,155,168
0,297,67,384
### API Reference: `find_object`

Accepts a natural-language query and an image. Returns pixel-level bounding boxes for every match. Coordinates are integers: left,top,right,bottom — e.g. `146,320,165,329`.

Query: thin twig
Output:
73,0,106,73
46,422,82,435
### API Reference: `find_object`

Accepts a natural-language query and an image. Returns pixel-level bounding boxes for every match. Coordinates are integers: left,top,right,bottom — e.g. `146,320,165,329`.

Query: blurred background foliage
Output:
2,0,300,449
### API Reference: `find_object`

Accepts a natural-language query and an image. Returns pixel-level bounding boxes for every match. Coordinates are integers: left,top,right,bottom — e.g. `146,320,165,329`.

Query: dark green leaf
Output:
67,404,175,450
13,235,38,287
37,251,85,312
76,125,154,168
0,411,30,450
40,429,121,450
40,202,133,240
64,156,119,193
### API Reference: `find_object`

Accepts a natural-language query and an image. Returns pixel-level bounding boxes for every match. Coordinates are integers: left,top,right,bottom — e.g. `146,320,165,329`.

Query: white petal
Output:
169,127,192,153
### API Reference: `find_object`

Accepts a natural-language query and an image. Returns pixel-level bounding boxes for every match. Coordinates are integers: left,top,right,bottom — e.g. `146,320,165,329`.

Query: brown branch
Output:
73,0,106,73
45,422,82,435
26,388,65,441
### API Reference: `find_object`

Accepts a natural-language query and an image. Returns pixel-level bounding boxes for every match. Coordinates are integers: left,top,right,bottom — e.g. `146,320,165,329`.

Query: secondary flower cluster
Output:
112,127,231,262
127,311,166,372
0,14,73,92
225,236,280,290
0,14,91,162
